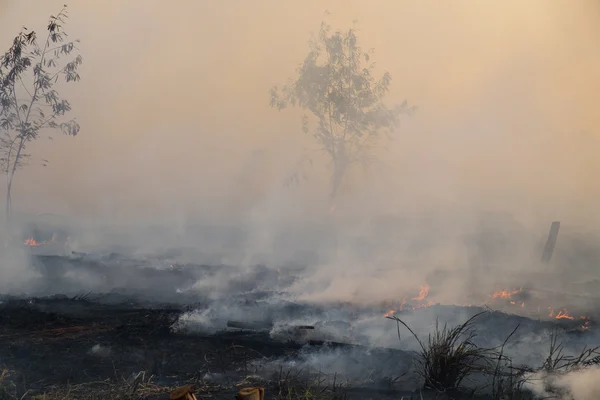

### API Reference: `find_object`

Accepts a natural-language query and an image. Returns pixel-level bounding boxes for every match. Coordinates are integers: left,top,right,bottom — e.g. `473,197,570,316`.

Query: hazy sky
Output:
0,0,599,226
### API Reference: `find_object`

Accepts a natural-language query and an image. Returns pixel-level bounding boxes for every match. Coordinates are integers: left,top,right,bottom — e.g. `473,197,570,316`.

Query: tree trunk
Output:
5,175,13,228
5,137,25,231
330,164,346,200
329,164,345,262
5,164,15,229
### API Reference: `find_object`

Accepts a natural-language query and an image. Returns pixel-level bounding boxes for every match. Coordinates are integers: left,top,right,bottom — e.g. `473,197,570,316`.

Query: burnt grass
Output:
0,253,597,399
0,295,415,400
0,254,414,399
0,295,293,399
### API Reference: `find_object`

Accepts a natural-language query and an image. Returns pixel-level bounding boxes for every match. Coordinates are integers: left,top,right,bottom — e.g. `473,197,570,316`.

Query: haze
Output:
2,4,600,396
0,0,598,224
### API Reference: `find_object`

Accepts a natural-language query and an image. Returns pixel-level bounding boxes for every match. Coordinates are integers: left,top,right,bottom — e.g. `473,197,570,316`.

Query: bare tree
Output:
0,5,82,227
270,21,415,201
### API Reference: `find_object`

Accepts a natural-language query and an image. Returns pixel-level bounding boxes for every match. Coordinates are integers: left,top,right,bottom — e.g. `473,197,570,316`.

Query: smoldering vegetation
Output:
0,216,598,398
0,0,599,399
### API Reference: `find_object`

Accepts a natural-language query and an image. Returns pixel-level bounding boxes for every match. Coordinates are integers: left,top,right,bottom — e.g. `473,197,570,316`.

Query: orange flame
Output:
383,285,433,317
490,288,523,300
581,319,591,330
24,238,41,246
552,308,575,320
24,233,63,247
413,284,430,301
383,297,406,317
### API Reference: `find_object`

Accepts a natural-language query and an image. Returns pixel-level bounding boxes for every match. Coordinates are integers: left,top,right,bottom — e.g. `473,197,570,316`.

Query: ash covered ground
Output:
0,219,600,399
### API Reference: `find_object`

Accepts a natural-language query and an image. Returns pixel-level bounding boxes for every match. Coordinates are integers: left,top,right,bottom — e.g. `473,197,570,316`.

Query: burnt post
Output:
541,221,560,264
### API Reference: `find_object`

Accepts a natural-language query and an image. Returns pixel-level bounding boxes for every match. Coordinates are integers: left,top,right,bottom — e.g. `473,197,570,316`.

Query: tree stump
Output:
235,387,265,400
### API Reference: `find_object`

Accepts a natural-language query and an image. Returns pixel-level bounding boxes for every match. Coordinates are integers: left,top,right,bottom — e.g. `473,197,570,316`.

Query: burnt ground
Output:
0,253,419,399
0,294,416,399
0,252,599,399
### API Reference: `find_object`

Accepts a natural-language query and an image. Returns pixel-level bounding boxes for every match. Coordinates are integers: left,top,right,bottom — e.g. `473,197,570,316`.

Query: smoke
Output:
0,0,596,218
0,0,599,339
526,367,600,400
0,246,40,294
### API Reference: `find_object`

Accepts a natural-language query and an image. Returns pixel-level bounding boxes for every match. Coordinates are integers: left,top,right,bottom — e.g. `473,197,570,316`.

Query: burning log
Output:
170,384,197,400
541,221,560,264
235,387,265,400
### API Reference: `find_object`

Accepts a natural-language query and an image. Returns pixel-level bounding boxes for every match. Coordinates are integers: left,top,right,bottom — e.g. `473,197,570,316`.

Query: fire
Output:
383,284,435,318
383,283,594,331
555,310,574,320
581,319,591,330
24,233,63,247
549,307,576,320
24,237,41,246
413,284,430,301
383,297,406,317
490,288,523,300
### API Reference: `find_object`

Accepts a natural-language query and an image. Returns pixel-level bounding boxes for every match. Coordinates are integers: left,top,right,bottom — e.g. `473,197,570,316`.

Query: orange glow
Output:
551,308,575,320
24,233,64,247
490,288,523,300
383,297,406,317
581,319,591,330
413,284,430,301
24,237,41,246
384,284,435,318
383,284,594,330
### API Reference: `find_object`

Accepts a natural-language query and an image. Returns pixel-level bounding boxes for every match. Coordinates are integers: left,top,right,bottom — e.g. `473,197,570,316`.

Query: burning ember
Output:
582,319,591,330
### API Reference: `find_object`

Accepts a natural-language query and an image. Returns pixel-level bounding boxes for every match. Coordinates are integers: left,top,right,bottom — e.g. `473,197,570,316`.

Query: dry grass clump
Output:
519,331,600,399
387,311,600,399
540,331,600,373
388,311,501,394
